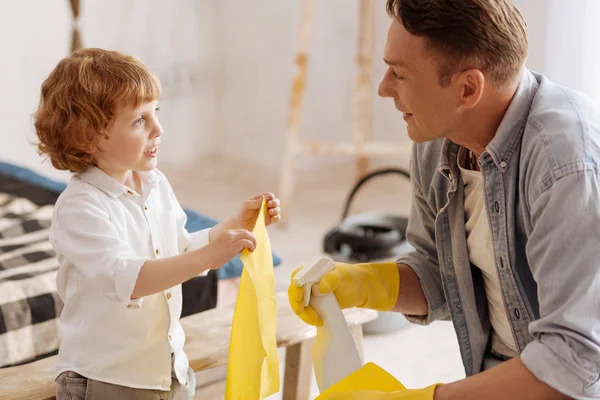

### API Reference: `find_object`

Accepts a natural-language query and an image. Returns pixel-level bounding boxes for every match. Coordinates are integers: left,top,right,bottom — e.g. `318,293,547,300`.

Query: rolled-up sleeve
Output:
522,168,600,399
51,193,147,306
180,225,210,277
397,175,449,325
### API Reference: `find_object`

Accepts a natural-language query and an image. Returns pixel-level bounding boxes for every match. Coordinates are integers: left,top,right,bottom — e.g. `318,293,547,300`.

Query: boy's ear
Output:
83,143,98,154
79,141,100,155
87,131,110,154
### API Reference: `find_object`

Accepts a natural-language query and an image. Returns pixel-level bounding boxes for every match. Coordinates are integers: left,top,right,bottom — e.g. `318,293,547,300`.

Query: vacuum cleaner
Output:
323,167,412,263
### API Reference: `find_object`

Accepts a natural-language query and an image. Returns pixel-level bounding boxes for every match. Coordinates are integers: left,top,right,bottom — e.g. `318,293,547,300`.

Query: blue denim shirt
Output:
397,70,600,399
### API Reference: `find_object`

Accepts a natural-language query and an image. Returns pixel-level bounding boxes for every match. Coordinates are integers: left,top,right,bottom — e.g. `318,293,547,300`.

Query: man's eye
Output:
391,70,404,80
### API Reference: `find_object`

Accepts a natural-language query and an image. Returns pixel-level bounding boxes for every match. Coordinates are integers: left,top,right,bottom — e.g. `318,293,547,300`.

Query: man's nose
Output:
378,69,394,98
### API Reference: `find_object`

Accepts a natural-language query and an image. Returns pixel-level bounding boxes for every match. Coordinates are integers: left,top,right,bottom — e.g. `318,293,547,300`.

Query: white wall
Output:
514,0,600,100
1,0,70,181
1,1,599,181
212,0,408,170
0,0,219,181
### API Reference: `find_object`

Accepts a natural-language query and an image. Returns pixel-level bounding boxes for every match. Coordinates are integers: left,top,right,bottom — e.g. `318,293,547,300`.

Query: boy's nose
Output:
152,122,163,138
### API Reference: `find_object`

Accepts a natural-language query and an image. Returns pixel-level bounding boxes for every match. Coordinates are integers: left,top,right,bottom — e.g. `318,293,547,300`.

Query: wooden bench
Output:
0,293,377,400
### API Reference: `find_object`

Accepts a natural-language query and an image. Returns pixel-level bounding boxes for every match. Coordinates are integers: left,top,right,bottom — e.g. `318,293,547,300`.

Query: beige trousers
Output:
56,360,195,400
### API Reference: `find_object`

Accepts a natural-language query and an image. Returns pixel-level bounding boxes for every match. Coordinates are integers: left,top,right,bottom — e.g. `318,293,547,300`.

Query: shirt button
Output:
155,248,160,256
494,201,500,213
166,292,172,300
144,205,148,211
127,304,132,308
500,161,507,168
168,334,172,341
514,309,521,319
127,190,134,195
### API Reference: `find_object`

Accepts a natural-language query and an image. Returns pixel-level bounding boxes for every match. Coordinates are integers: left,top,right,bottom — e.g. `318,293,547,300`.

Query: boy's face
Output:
94,100,162,179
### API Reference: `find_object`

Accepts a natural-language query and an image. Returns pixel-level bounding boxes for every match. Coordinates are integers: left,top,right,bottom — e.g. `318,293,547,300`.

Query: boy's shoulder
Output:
54,174,108,212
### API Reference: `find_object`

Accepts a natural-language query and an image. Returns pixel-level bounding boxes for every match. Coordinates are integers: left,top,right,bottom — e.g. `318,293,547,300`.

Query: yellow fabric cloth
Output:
315,362,405,399
225,200,280,399
318,383,440,399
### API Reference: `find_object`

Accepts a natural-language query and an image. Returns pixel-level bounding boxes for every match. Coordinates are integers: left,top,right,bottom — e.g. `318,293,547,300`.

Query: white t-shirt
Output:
50,167,210,390
459,150,519,358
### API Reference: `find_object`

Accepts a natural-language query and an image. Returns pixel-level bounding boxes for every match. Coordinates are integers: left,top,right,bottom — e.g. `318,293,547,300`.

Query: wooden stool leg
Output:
350,324,365,363
353,0,375,179
279,0,316,223
283,339,314,400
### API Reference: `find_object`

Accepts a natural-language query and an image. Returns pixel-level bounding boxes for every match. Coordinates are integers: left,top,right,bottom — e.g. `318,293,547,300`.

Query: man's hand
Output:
288,261,400,326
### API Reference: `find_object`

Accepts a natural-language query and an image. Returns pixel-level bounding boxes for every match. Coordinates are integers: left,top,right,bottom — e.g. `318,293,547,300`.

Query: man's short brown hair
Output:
34,48,161,173
386,0,528,87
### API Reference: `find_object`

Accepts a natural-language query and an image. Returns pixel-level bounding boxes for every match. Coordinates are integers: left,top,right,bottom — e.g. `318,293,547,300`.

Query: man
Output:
289,1,600,399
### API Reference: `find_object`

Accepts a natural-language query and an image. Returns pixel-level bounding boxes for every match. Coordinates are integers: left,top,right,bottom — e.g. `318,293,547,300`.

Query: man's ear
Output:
457,69,485,109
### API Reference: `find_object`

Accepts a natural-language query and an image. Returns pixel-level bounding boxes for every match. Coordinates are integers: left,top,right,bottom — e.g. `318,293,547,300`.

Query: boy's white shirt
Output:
50,166,210,390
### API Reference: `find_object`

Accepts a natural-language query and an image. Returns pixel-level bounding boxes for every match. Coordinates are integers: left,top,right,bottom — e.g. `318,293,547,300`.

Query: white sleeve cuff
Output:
185,228,211,277
114,255,148,307
185,228,211,252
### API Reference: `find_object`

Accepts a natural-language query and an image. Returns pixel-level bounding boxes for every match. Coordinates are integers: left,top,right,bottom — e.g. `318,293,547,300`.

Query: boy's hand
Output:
208,193,280,245
235,192,281,231
202,229,256,270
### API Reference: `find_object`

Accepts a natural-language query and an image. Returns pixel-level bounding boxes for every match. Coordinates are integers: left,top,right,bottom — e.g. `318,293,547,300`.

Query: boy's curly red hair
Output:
34,48,161,173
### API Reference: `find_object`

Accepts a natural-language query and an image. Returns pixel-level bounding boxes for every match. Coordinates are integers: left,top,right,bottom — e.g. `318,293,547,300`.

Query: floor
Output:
162,156,466,399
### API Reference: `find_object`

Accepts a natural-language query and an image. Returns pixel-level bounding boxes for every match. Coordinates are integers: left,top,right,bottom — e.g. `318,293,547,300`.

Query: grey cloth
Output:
56,355,196,400
482,356,504,371
397,70,600,399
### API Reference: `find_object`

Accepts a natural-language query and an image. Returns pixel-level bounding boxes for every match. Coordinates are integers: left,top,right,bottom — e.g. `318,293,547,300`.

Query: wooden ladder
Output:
278,0,410,221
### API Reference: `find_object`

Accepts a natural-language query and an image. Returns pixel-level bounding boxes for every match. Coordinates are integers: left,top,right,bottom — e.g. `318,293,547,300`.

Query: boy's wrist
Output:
208,216,238,242
191,246,214,272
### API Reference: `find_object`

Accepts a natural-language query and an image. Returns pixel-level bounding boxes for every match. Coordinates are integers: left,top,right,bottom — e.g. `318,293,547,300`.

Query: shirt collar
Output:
78,167,162,198
438,69,540,174
485,69,540,170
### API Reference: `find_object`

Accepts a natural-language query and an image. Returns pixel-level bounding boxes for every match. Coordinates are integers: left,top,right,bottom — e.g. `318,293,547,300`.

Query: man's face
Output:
378,19,460,143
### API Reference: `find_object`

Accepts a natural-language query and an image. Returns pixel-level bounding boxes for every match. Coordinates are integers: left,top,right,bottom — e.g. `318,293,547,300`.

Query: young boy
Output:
34,48,281,400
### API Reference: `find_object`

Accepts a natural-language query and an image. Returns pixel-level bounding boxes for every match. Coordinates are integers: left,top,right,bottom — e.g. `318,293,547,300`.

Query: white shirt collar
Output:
77,167,162,198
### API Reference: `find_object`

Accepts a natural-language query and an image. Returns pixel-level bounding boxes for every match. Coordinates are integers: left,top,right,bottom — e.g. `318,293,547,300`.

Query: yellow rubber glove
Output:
288,261,400,326
318,384,441,400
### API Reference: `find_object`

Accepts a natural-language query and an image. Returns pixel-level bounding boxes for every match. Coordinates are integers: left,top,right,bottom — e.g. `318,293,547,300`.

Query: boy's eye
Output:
155,105,161,113
134,117,144,126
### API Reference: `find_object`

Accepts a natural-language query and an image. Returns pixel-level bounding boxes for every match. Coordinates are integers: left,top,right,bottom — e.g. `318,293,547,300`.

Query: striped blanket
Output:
0,175,63,368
